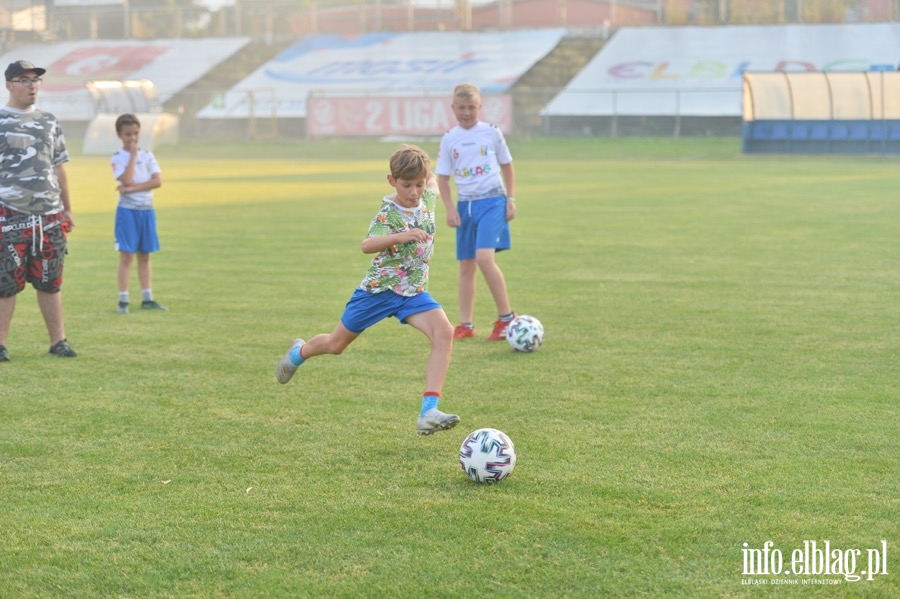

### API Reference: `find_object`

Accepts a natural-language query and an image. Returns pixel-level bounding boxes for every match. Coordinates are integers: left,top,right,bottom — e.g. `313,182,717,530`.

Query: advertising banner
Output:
543,23,900,117
197,29,564,120
0,38,250,121
306,94,511,137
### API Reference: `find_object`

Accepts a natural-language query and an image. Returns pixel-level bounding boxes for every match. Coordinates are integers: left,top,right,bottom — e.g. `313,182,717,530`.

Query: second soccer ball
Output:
505,315,544,352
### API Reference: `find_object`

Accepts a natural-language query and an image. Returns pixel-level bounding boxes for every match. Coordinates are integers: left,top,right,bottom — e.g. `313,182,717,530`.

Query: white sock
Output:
119,292,129,303
142,289,153,302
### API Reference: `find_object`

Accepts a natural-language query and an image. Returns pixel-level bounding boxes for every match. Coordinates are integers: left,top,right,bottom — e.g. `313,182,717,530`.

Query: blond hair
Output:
453,83,480,100
389,145,431,181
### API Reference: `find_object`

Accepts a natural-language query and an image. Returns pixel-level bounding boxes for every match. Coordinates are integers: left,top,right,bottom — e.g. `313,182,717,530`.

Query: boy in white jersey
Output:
436,83,517,341
275,145,459,436
111,113,167,313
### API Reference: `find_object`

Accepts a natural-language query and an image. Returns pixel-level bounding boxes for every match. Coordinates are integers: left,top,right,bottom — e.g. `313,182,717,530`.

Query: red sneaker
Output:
454,324,475,339
487,318,513,341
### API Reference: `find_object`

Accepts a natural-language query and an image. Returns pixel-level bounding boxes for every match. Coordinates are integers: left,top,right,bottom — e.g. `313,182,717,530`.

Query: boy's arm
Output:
437,174,460,228
118,172,161,194
55,164,75,228
360,175,439,253
500,162,515,199
118,149,138,186
437,174,452,208
361,229,431,254
117,151,162,194
500,162,516,221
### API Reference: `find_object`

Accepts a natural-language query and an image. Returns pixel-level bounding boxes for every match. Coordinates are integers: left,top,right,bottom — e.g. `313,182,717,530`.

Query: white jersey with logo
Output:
111,148,160,210
436,121,512,202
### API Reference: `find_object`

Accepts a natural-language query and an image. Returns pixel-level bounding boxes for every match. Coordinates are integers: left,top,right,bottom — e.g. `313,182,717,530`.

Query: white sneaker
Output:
275,338,305,384
416,408,460,436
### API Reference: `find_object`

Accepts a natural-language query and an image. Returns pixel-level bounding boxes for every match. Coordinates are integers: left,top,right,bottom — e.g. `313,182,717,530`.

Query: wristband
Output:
507,197,516,203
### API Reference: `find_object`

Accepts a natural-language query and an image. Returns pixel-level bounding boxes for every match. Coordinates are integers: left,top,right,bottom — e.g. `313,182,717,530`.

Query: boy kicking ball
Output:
276,145,459,436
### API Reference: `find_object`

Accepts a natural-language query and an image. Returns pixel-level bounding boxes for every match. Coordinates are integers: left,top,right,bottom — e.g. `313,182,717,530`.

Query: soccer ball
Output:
459,428,517,483
505,315,544,352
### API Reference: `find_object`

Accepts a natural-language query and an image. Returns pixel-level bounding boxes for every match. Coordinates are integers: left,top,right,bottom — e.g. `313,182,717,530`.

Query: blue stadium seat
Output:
830,123,850,140
887,122,900,153
847,122,868,140
789,123,810,139
743,120,792,153
787,122,832,152
786,122,835,152
841,121,871,153
750,122,771,139
869,121,887,141
770,123,789,139
745,120,900,154
809,123,829,140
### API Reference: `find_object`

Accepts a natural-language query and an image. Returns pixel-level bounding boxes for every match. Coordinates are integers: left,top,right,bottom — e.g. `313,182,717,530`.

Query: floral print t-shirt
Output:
359,188,436,297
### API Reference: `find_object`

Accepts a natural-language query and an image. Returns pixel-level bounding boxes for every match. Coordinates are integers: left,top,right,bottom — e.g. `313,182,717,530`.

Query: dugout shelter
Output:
742,71,900,154
82,79,179,155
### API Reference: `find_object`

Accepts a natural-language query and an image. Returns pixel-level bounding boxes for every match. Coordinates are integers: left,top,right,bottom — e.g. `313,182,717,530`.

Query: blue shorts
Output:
456,196,510,260
115,206,160,254
340,288,442,334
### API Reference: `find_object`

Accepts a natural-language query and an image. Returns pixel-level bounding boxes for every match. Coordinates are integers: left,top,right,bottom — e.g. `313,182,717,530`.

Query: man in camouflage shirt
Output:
0,60,77,361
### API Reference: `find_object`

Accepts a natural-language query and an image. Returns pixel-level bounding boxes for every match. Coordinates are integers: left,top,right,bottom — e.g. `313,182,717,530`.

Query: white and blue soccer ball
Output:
459,428,517,484
505,315,544,352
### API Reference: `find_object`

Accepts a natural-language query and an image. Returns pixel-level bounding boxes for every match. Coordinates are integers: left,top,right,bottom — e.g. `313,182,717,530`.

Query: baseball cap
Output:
5,60,46,81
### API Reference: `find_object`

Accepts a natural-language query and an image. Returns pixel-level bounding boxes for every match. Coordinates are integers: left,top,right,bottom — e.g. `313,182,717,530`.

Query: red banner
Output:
44,45,171,93
307,95,512,137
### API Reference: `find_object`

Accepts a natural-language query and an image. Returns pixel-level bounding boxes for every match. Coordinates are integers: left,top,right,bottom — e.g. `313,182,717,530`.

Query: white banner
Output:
543,23,900,117
307,94,511,137
0,38,250,121
197,29,565,119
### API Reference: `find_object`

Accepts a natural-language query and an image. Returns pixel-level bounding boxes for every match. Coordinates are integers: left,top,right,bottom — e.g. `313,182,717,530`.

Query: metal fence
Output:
536,88,742,137
54,86,744,142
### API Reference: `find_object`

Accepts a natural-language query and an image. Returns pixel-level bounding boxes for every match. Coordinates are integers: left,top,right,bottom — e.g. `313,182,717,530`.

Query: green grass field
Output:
1,138,897,598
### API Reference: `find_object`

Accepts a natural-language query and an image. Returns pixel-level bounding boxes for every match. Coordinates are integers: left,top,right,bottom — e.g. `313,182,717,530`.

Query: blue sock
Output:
420,393,439,416
289,345,305,367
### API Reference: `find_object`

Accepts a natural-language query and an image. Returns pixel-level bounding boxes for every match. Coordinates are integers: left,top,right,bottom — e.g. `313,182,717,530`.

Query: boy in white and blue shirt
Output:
111,113,167,313
437,83,518,342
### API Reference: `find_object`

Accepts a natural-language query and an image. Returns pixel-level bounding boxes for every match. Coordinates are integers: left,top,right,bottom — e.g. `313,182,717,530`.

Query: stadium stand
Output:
3,2,898,144
511,35,607,135
164,41,289,139
541,22,900,140
192,29,569,139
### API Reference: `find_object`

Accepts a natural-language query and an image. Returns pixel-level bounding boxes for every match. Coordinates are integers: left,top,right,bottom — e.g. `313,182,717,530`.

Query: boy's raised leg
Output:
417,409,460,435
276,338,305,384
